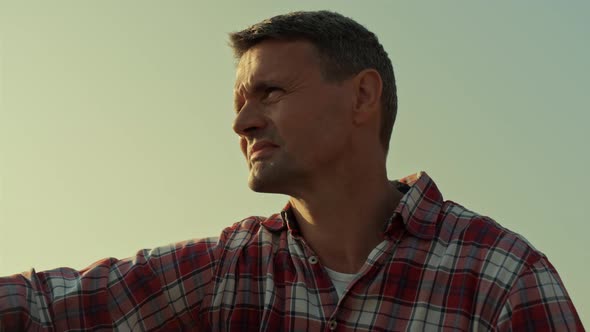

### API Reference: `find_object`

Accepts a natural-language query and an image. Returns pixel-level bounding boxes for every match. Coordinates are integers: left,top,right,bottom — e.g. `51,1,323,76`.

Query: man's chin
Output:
246,159,298,194
247,172,286,194
248,178,280,194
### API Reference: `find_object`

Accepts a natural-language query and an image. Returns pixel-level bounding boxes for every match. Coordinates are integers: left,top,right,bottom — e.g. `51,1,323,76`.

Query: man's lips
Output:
249,141,278,161
250,146,277,161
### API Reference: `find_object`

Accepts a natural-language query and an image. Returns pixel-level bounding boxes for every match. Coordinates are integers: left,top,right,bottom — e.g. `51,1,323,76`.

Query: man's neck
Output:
288,169,404,274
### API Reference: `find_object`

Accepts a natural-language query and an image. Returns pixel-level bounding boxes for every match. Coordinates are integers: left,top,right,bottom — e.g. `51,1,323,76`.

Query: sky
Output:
1,0,588,325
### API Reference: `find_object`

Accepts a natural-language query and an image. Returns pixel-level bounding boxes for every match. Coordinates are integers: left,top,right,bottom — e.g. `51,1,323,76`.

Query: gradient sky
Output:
1,1,588,324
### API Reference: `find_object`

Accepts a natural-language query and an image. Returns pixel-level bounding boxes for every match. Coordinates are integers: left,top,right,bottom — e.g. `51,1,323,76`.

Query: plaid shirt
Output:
0,171,583,331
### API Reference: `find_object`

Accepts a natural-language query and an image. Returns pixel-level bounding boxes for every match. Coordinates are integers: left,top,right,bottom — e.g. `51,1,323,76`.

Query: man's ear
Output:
351,69,383,125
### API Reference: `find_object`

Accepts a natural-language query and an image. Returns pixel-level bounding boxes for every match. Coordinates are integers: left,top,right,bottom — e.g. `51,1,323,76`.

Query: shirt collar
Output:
386,171,443,239
261,171,443,240
257,203,299,235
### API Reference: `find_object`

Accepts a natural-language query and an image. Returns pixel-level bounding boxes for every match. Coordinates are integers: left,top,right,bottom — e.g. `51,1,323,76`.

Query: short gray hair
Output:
229,10,398,155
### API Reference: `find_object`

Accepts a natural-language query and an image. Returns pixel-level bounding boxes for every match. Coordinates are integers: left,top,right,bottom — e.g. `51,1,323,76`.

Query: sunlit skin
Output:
232,40,404,273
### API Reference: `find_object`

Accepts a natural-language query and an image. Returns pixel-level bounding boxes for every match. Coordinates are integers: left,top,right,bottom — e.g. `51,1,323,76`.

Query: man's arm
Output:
0,238,219,331
495,257,584,331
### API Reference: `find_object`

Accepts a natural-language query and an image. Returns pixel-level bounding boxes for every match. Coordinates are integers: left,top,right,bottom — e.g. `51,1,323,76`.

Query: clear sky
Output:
1,0,588,325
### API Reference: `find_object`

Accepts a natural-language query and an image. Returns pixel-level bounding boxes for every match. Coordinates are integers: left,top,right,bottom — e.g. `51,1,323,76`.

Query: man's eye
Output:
263,87,282,99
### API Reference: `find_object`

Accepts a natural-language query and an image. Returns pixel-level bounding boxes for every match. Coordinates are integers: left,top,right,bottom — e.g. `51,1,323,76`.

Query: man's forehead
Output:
234,40,319,91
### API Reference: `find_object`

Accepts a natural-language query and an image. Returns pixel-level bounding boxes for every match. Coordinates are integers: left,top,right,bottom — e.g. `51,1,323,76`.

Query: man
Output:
0,10,583,331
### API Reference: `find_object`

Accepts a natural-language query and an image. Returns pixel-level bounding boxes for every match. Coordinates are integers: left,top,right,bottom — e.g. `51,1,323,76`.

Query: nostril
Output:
244,126,258,134
232,120,257,137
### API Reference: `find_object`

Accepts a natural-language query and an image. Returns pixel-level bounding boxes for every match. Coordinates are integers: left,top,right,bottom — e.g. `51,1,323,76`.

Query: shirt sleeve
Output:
495,256,584,331
0,237,221,331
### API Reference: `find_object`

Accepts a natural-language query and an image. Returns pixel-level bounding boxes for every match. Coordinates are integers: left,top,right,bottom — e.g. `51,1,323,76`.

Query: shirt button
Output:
329,320,337,330
308,256,319,264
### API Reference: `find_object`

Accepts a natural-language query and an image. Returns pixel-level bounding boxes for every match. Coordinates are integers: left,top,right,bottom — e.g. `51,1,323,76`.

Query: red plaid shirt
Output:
0,171,583,331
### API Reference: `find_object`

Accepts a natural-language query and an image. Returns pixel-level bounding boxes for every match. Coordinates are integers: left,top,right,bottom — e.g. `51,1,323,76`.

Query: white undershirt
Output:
324,267,357,299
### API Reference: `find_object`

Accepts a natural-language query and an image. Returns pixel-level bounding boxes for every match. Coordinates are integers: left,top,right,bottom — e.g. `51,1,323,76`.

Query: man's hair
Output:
229,10,397,155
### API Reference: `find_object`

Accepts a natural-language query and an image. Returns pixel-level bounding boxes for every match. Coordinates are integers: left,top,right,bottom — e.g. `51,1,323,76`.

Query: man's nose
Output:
232,101,267,137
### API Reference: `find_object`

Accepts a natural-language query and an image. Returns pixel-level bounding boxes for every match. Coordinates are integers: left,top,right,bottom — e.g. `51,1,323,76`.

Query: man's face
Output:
233,40,354,195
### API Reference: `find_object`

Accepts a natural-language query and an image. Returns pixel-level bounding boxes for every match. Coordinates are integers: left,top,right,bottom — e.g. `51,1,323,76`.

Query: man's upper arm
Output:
495,257,584,331
0,237,220,331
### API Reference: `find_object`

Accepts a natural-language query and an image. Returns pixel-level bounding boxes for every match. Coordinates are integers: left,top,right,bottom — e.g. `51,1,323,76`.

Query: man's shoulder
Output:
438,200,544,264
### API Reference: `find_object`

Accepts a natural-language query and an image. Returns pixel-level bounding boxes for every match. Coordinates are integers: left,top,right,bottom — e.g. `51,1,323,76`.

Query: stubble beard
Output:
248,159,283,193
247,154,305,194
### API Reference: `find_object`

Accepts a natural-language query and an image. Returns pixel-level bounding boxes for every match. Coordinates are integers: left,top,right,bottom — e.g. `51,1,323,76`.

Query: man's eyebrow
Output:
234,79,284,113
235,80,281,96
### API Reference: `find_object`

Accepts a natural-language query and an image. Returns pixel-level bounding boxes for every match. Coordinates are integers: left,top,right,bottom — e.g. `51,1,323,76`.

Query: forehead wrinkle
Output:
234,41,317,98
235,68,287,97
234,54,260,96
